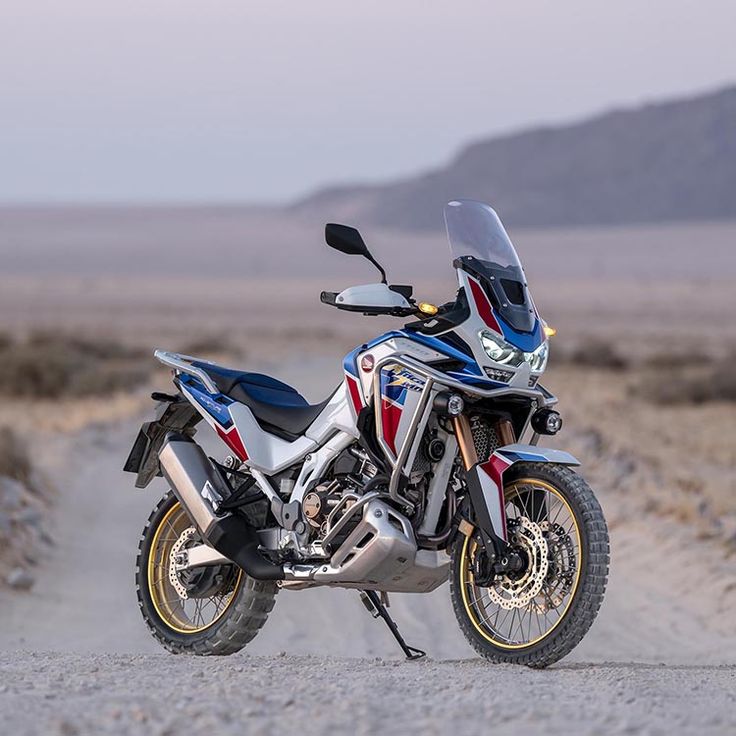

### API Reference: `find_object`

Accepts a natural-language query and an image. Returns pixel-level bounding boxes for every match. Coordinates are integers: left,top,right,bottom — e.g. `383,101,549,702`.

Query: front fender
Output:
464,444,580,545
494,443,580,467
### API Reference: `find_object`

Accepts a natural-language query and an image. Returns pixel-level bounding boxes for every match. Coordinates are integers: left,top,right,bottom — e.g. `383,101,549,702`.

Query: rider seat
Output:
192,362,330,439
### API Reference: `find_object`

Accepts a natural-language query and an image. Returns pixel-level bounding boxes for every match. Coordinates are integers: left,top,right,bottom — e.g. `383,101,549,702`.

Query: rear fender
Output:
123,394,201,488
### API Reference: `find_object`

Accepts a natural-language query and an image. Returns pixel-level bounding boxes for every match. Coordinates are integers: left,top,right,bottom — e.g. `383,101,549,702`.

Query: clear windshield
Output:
444,200,537,333
444,200,522,269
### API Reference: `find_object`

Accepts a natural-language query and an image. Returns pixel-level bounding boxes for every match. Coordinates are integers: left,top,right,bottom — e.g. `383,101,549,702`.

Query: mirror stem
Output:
366,255,387,284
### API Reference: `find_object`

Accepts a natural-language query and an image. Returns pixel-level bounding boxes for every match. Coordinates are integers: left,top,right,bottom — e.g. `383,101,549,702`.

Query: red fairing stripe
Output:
346,374,364,414
468,277,502,333
381,399,402,456
216,424,248,461
480,455,511,537
483,454,512,486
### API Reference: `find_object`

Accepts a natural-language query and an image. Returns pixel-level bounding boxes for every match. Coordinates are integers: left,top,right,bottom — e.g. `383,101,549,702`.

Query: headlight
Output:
480,331,549,373
479,331,523,366
524,341,548,373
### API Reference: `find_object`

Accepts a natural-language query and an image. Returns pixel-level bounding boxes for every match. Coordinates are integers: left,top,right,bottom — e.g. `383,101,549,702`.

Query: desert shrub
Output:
0,427,34,489
642,351,705,369
179,334,241,357
560,338,629,370
26,330,146,360
635,360,736,405
0,333,150,398
0,343,77,398
68,361,150,396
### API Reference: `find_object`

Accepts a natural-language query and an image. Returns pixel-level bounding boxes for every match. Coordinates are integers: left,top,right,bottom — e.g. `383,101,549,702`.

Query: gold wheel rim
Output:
147,501,242,634
460,478,582,650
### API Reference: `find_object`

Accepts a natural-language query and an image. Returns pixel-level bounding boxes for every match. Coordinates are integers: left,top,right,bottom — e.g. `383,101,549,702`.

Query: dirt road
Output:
2,651,734,736
1,396,735,734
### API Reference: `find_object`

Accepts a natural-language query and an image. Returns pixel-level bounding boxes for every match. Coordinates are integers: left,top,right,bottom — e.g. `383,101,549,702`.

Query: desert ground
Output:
0,209,735,734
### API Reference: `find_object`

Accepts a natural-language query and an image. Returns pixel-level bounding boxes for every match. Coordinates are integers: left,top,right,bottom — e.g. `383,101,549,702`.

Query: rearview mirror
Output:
325,224,369,256
324,223,387,283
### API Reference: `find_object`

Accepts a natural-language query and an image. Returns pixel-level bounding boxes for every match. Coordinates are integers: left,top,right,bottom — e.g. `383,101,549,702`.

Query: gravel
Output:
0,652,734,736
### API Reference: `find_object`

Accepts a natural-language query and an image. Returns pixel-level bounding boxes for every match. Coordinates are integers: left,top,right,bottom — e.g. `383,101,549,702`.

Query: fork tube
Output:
495,418,516,447
452,414,478,470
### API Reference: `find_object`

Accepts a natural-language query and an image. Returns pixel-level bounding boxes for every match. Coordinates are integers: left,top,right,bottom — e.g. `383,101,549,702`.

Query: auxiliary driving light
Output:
434,392,465,416
531,408,563,435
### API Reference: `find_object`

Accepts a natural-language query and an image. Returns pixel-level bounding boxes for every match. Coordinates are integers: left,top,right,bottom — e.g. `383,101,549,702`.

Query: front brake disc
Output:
487,516,548,610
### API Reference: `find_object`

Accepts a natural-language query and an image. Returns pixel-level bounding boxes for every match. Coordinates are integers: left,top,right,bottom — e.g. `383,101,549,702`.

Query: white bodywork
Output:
335,283,412,310
180,381,358,476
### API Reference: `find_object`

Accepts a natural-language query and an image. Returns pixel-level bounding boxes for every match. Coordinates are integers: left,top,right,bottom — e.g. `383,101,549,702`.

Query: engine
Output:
302,446,381,547
302,480,343,530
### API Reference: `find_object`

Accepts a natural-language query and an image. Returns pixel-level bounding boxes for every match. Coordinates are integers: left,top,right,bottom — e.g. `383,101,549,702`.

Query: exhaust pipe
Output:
158,433,284,580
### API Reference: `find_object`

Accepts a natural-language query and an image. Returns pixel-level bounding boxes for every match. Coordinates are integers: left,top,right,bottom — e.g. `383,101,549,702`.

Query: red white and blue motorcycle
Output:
125,200,609,667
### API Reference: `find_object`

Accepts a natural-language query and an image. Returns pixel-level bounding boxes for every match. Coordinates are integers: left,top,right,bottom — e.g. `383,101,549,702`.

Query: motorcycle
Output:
125,199,609,667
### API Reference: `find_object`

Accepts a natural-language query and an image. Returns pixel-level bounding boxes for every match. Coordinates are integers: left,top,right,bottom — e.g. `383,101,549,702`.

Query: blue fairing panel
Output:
402,331,511,387
179,375,234,428
343,329,507,389
495,314,544,353
495,443,580,466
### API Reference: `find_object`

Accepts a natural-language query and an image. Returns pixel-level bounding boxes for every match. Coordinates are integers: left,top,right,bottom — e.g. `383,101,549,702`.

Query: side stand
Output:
359,590,426,661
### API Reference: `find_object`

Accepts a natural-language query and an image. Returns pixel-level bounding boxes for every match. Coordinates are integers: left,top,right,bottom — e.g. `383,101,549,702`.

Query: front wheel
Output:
135,492,278,655
450,462,609,668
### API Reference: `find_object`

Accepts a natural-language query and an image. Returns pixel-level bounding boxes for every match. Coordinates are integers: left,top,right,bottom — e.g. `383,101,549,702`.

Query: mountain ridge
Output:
291,85,736,231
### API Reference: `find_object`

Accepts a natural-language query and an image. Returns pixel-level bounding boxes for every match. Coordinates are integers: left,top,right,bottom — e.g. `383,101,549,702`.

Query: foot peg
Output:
359,590,426,661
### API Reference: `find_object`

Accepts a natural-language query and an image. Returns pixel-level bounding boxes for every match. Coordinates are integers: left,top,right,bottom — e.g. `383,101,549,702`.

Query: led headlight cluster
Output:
479,331,549,373
484,366,514,382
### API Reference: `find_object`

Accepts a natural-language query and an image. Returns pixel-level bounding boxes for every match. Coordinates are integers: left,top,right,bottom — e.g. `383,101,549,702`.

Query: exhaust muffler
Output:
158,433,284,580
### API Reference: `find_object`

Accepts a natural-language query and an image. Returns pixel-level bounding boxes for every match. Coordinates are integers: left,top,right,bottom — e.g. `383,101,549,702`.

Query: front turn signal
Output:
543,324,557,338
417,302,439,316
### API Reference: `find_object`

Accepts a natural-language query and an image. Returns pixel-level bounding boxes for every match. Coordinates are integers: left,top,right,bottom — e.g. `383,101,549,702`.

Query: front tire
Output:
450,463,609,667
135,493,278,655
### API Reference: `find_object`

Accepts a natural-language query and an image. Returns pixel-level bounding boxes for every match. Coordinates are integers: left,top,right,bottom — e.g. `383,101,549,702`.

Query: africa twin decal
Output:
379,365,427,455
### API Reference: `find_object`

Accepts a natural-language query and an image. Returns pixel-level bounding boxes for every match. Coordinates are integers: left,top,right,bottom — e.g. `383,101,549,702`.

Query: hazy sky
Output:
2,1,735,203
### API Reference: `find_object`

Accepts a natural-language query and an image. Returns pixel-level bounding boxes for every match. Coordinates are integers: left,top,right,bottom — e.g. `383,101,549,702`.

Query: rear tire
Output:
135,492,278,655
450,462,609,668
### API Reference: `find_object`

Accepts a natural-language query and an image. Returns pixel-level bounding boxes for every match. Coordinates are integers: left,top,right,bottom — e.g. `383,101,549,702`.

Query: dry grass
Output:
554,338,736,407
178,334,244,358
555,338,629,370
632,357,736,405
0,427,35,490
0,332,150,399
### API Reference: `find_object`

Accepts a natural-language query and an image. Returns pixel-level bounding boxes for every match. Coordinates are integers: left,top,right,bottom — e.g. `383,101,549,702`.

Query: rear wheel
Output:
135,492,278,655
450,463,609,667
